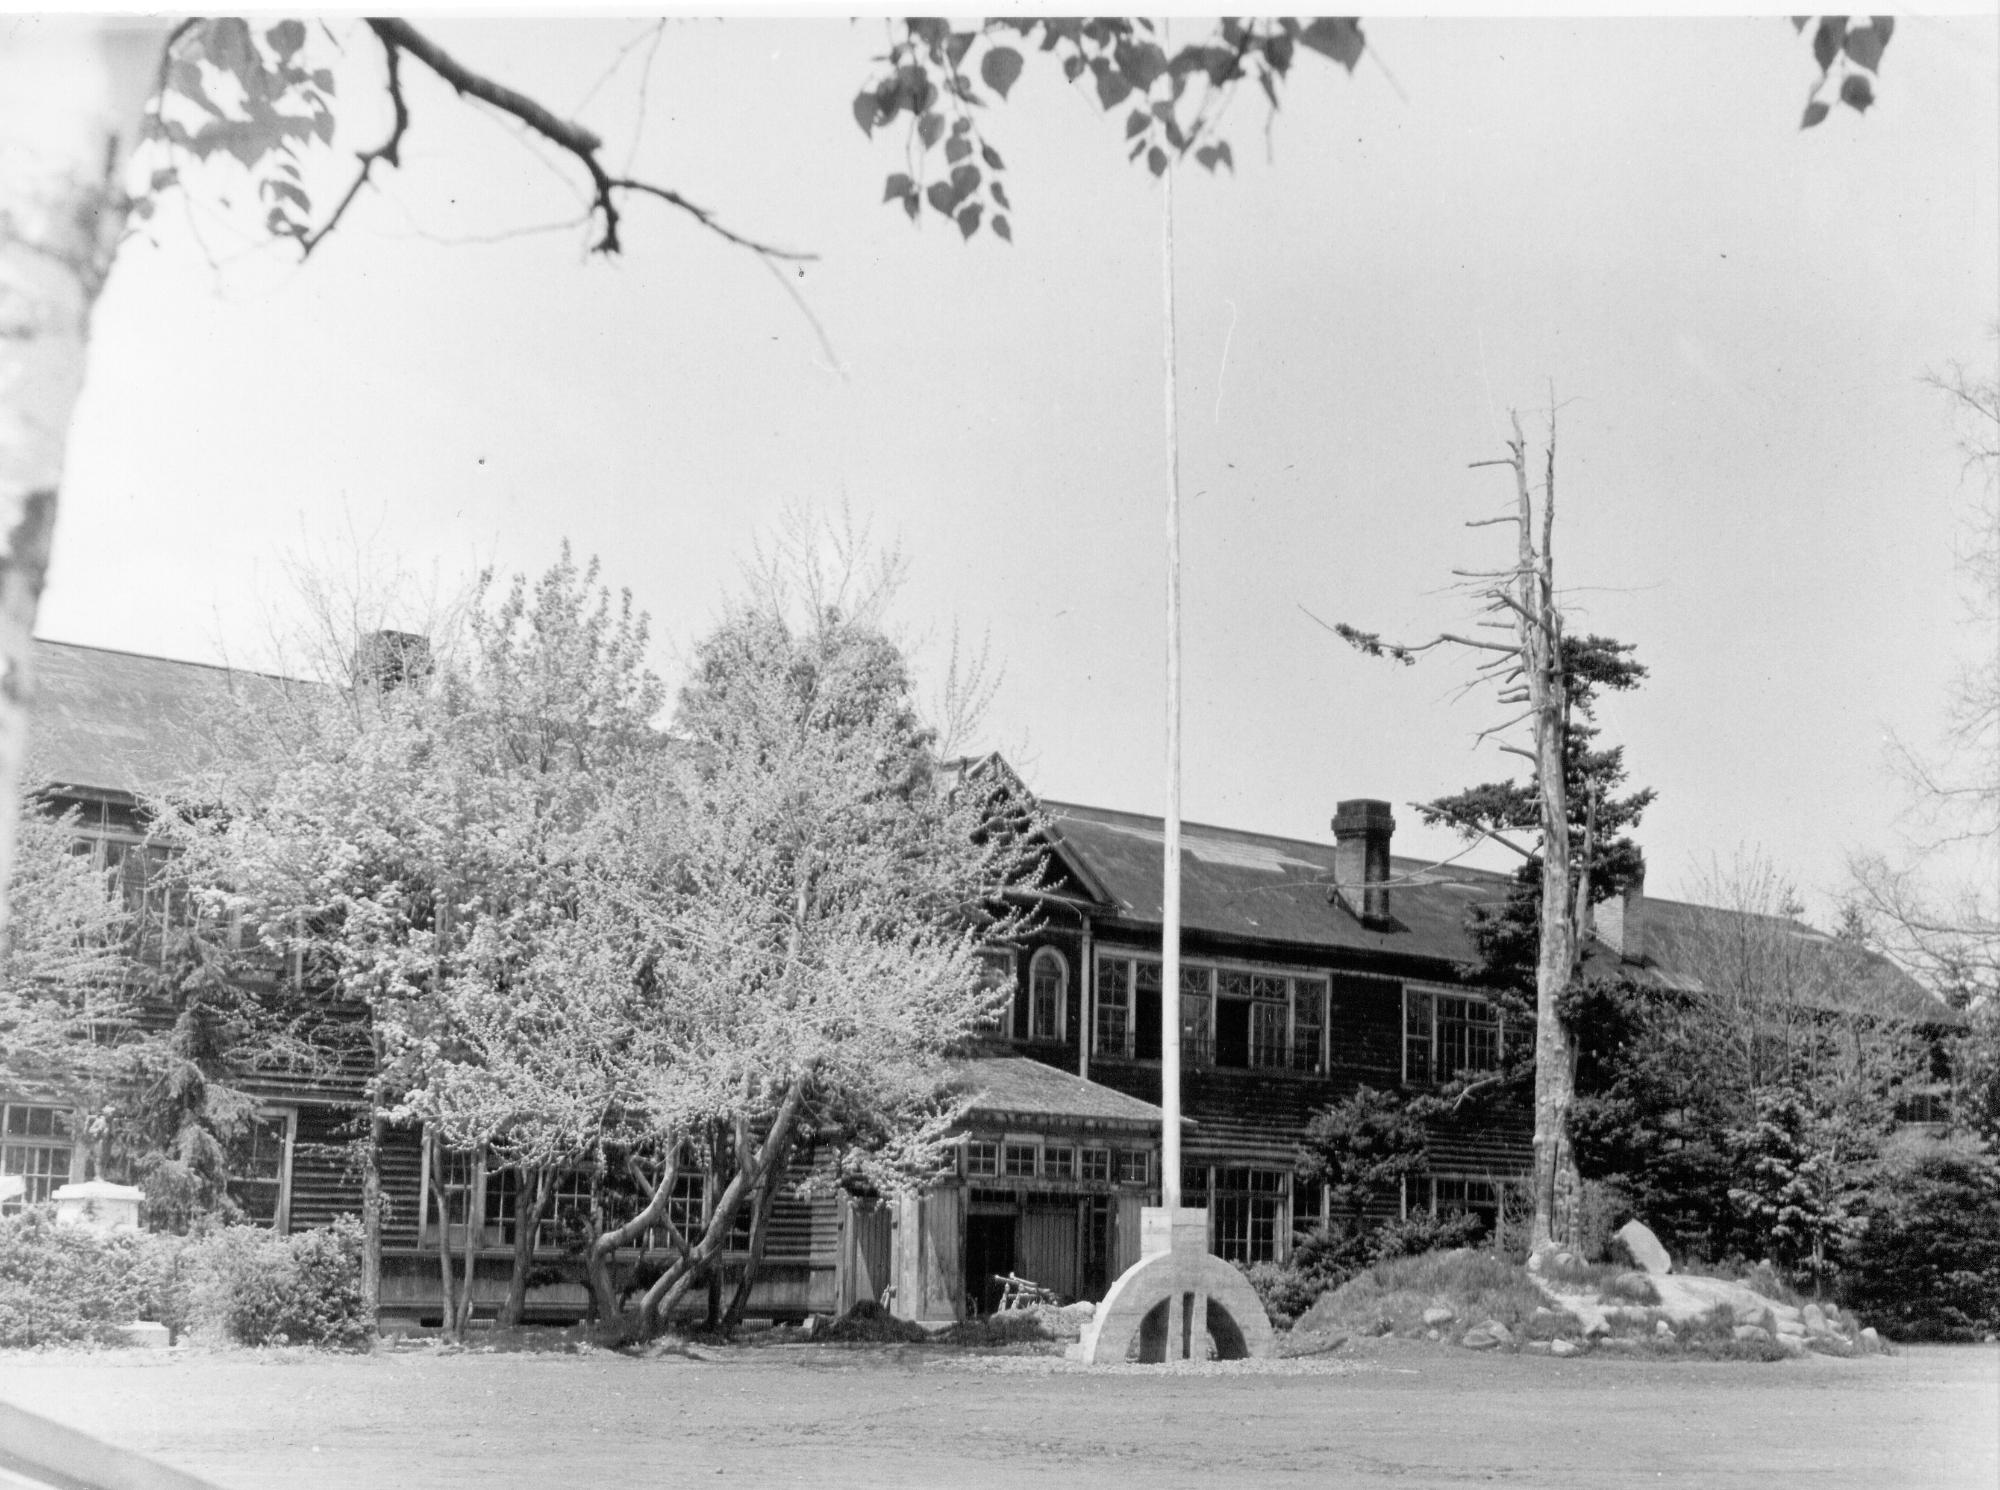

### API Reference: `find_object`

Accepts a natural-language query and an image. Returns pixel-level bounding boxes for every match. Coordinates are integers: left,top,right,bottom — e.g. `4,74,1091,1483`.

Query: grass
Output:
1306,1249,1560,1342
1537,1253,1660,1304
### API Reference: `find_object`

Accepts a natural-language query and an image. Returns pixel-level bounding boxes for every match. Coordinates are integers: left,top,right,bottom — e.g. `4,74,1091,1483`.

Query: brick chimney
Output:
1332,798,1396,924
353,630,432,690
1598,860,1647,963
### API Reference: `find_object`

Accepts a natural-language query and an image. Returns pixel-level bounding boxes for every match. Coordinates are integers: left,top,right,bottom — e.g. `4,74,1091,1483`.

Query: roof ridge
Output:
34,636,306,687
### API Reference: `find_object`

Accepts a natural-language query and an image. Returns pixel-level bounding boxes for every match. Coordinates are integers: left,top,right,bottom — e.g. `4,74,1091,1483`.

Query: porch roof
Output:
948,1056,1165,1136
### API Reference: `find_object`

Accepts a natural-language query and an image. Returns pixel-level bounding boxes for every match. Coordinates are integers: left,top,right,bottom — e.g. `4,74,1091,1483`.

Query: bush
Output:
1304,1247,1551,1341
0,1209,154,1347
1841,1139,2000,1342
180,1218,371,1348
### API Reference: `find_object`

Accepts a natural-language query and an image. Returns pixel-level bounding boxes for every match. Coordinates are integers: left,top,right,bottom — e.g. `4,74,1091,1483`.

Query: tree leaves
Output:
861,17,1371,242
1798,15,1895,129
980,45,1023,99
1299,18,1366,72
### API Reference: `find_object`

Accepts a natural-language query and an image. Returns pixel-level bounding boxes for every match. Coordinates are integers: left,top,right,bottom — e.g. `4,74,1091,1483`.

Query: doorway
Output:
963,1213,1017,1317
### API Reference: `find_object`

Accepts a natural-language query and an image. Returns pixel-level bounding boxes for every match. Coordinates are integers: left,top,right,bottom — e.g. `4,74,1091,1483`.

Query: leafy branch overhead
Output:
1793,16,1895,128
143,18,813,261
856,17,1366,242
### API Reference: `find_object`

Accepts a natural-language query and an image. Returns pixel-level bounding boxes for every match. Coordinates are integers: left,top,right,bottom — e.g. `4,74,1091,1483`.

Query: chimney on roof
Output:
1332,798,1395,924
1598,859,1647,963
354,630,432,691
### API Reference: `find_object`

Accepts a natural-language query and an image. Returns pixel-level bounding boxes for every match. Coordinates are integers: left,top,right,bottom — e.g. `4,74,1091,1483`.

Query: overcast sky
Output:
43,14,2000,920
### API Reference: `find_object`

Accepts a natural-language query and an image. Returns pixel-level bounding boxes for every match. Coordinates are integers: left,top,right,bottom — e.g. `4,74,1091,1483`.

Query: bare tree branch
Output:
364,18,814,262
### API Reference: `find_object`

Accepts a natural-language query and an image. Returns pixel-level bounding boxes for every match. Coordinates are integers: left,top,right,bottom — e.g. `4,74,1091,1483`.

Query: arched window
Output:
1028,947,1068,1042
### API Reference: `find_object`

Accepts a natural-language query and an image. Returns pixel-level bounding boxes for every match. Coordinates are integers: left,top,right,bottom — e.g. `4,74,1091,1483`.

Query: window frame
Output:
1096,949,1328,1073
1403,983,1503,1087
1026,947,1069,1043
1,1103,80,1212
228,1107,297,1233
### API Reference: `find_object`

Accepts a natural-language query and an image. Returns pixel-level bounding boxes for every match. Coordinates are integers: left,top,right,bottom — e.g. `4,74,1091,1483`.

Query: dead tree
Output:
1328,407,1586,1252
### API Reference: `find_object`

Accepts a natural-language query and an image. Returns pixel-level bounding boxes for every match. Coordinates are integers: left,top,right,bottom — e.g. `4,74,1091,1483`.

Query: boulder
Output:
1858,1327,1884,1354
1733,1325,1773,1343
1614,1219,1673,1276
1550,1338,1580,1358
1654,1319,1674,1339
1460,1328,1502,1351
1425,1329,1441,1342
1421,1305,1456,1328
1802,1303,1826,1330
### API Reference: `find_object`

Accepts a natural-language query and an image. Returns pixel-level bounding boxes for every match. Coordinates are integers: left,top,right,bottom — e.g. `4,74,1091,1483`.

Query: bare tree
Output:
1328,407,1593,1251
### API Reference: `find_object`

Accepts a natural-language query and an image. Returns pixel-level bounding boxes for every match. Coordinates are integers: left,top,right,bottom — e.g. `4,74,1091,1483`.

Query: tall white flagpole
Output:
1159,160,1183,1210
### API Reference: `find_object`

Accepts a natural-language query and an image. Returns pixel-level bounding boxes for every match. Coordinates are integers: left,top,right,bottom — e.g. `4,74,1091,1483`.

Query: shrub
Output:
1305,1248,1550,1341
1841,1139,2000,1342
0,1209,153,1347
180,1218,371,1348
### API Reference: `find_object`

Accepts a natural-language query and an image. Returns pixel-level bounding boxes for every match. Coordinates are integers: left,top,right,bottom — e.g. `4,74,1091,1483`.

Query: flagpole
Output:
1159,160,1183,1211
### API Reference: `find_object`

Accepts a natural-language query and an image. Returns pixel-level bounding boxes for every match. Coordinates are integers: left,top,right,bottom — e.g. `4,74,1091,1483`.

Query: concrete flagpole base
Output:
1079,1206,1274,1364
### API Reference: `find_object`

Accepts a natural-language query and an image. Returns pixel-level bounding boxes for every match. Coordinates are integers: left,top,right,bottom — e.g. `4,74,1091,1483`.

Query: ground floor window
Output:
485,1163,597,1249
228,1109,295,1231
1428,1174,1501,1236
1,1104,76,1210
1211,1168,1287,1264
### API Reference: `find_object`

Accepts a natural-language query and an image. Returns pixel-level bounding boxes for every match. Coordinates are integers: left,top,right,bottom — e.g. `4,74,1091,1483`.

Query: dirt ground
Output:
1,1338,1994,1490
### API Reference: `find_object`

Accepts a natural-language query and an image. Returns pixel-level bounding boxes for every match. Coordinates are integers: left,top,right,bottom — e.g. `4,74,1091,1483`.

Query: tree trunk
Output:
499,1166,552,1329
0,20,170,926
721,1131,791,1335
1511,415,1581,1254
427,1138,460,1339
583,1152,676,1325
636,1079,806,1337
361,1106,384,1326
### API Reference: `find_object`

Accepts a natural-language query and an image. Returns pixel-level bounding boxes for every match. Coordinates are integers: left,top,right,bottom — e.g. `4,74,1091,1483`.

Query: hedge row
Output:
0,1210,371,1349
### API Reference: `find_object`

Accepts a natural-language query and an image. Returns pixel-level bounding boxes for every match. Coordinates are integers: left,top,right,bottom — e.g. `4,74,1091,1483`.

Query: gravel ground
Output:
0,1335,1993,1489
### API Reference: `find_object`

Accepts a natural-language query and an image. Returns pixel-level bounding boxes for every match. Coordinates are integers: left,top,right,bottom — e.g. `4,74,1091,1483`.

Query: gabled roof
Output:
27,639,288,797
1043,799,1512,971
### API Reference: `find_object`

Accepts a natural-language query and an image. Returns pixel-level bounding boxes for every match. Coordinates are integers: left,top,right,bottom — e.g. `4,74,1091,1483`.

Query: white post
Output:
1159,162,1182,1210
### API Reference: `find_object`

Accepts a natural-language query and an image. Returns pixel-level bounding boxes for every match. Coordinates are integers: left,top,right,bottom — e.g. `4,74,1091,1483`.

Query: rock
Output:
1553,1251,1577,1270
1422,1305,1456,1328
1615,1219,1673,1276
1733,1325,1773,1343
1550,1338,1580,1358
1858,1327,1884,1354
1582,1317,1610,1340
1526,1249,1547,1274
1460,1328,1502,1351
1480,1319,1514,1344
1774,1316,1807,1338
1802,1303,1826,1330
1531,1307,1565,1328
116,1321,170,1349
1654,1319,1674,1339
1426,1329,1441,1342
1525,1340,1551,1354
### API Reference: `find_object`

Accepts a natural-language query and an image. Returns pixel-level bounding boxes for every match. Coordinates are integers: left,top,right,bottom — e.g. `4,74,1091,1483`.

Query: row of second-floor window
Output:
960,1138,1150,1187
1094,952,1330,1073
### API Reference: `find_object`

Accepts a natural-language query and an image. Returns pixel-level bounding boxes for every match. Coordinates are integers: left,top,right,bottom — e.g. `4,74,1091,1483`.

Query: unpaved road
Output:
0,1340,1993,1489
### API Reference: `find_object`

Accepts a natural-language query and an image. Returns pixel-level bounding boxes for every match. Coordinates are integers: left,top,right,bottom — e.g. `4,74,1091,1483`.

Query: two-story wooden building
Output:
5,638,1948,1328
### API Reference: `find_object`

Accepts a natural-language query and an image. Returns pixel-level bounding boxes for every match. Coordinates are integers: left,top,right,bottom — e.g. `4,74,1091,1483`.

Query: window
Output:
966,1141,1000,1178
1095,955,1131,1057
1430,1175,1500,1236
1212,1168,1286,1264
1027,948,1068,1042
486,1164,596,1249
1181,1164,1210,1209
1291,980,1325,1073
665,1172,706,1242
1002,1142,1038,1179
1044,1144,1075,1181
1079,1147,1111,1184
1,1105,75,1210
1179,965,1213,1065
1405,986,1501,1085
229,1110,295,1231
1116,1150,1149,1186
421,1140,481,1241
974,948,1018,1032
